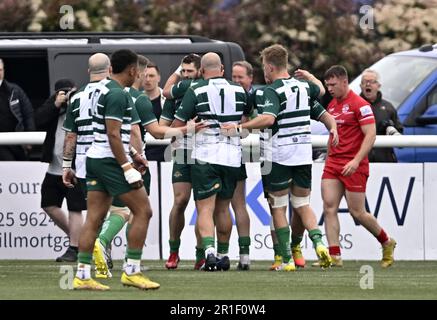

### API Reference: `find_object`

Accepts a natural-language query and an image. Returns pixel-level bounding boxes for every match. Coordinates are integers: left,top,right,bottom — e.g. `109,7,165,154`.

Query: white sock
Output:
76,263,91,280
205,247,216,257
125,259,141,275
240,254,250,265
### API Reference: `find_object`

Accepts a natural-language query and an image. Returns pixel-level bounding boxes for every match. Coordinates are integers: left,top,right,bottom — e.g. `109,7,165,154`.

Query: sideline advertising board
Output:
0,162,160,259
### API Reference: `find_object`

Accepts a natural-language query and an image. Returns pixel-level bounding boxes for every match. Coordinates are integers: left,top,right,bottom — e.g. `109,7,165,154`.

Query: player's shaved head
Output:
88,53,110,75
201,52,222,71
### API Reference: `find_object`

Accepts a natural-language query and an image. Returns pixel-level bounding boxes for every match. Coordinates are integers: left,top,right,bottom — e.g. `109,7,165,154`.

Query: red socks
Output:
377,229,389,244
329,246,341,256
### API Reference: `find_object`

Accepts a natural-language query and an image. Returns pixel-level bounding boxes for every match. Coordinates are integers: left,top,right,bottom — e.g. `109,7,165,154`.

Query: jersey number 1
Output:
219,88,225,113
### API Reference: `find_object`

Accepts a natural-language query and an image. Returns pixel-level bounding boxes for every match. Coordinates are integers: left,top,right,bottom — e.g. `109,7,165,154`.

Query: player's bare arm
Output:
318,112,339,147
221,114,275,136
147,118,206,140
107,119,130,165
294,69,326,97
130,123,144,155
163,67,182,99
107,119,142,188
159,117,172,127
62,131,78,187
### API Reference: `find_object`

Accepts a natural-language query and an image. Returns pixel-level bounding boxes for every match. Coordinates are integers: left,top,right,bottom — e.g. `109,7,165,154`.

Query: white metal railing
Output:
1,131,437,148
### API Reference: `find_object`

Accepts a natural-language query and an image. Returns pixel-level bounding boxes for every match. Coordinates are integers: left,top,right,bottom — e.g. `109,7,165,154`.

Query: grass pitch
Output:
0,260,436,300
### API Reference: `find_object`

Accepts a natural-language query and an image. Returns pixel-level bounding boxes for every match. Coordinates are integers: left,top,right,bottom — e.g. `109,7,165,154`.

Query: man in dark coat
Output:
0,58,35,160
360,69,403,162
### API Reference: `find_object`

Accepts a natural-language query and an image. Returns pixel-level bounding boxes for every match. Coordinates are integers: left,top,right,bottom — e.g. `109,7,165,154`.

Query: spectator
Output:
360,69,403,162
143,62,166,162
35,78,86,262
232,60,254,93
0,58,35,160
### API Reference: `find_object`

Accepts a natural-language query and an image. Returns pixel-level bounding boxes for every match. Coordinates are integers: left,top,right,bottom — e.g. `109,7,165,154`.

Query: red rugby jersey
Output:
327,90,375,164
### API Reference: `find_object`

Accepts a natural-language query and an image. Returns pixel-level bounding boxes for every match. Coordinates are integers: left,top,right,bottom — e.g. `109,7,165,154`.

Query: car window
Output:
351,56,437,110
427,86,437,107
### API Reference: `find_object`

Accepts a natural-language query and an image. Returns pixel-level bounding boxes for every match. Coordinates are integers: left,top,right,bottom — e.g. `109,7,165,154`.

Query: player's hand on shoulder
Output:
188,117,208,133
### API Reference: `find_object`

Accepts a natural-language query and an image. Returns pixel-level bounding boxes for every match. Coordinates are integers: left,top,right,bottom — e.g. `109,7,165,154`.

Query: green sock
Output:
195,246,205,262
238,236,251,255
126,248,142,260
99,214,126,248
202,237,215,251
273,243,281,257
169,239,181,254
276,226,291,263
309,229,324,247
291,234,303,248
217,242,229,255
78,252,92,265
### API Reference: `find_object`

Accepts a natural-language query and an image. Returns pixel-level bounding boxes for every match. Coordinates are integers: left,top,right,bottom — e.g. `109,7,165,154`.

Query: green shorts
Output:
191,161,240,200
86,157,141,198
172,162,192,183
111,169,151,207
79,166,150,208
237,163,247,181
262,162,312,192
172,149,192,184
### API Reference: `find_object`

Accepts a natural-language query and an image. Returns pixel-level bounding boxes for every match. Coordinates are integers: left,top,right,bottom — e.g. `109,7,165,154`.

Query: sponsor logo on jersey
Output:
360,105,373,117
264,98,273,108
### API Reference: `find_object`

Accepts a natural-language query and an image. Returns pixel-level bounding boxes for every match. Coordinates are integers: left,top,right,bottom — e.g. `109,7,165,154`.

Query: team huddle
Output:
62,44,396,291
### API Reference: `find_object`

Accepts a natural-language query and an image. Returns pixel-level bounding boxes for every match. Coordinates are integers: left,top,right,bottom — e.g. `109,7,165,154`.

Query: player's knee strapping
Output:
109,205,130,220
267,193,288,208
289,194,310,208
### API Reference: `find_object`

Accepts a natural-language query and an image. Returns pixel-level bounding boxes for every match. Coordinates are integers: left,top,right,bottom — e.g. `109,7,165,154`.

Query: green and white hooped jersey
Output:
161,79,200,151
86,79,137,159
260,77,325,166
175,77,247,167
63,81,103,179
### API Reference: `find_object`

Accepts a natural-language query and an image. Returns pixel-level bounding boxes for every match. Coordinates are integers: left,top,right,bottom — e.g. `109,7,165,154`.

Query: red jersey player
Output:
318,65,396,268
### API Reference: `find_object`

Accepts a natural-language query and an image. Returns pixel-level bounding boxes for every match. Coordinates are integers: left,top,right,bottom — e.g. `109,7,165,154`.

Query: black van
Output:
0,32,245,111
0,32,245,159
